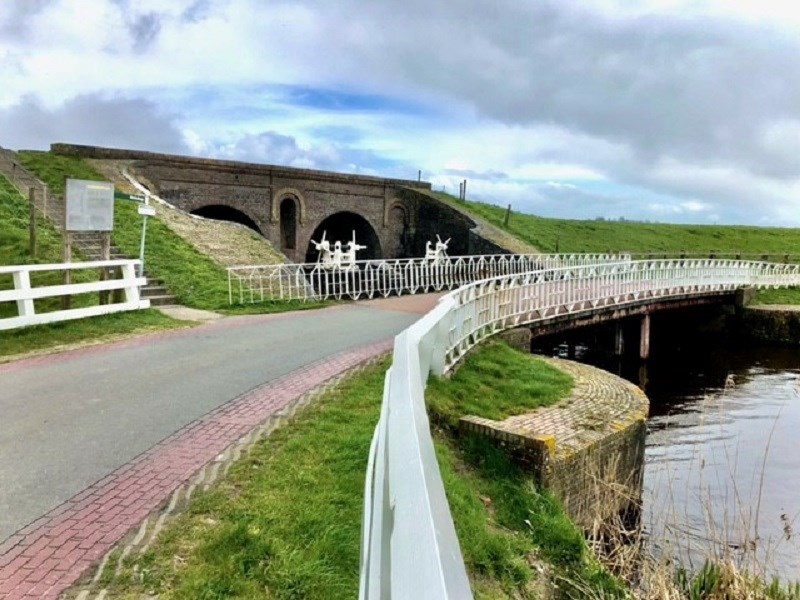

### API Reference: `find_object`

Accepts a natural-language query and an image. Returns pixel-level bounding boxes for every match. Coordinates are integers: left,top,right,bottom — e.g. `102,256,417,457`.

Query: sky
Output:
1,0,799,225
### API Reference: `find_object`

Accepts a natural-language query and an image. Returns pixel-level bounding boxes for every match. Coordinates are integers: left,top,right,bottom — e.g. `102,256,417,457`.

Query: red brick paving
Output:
0,338,393,599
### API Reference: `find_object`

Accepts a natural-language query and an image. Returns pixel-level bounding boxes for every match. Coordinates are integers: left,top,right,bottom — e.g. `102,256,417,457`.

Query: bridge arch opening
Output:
280,198,297,250
190,205,262,234
305,212,382,263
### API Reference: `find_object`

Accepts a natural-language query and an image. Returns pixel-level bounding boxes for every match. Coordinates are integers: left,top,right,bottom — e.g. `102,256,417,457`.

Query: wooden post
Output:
503,204,511,228
28,188,37,258
639,314,651,360
614,322,624,356
62,232,72,310
99,232,111,304
43,185,48,219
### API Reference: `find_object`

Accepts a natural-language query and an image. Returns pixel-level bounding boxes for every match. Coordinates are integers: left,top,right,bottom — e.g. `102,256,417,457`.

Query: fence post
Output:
28,188,37,258
429,304,455,376
121,261,142,304
12,269,35,318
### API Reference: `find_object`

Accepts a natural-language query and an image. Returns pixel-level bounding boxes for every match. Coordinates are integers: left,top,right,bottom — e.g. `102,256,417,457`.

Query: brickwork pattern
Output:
0,339,392,599
462,358,648,458
88,159,286,268
52,143,436,264
460,357,649,528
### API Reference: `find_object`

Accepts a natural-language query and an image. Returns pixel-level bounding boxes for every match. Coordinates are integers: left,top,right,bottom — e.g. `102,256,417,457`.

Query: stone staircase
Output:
0,148,176,305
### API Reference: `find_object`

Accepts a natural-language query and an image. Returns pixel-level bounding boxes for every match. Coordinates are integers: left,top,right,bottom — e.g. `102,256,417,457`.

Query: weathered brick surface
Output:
460,357,649,529
0,339,392,599
51,143,526,264
738,305,800,344
52,143,435,263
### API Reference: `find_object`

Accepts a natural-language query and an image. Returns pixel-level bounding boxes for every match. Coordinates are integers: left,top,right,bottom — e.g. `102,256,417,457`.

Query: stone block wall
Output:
738,306,800,345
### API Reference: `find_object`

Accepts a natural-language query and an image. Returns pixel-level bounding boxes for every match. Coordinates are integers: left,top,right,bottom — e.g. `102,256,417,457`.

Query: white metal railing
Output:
0,260,150,331
359,258,800,599
227,253,631,303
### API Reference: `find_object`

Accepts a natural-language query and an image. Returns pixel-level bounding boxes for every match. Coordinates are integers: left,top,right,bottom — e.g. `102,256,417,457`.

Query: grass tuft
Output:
426,340,573,428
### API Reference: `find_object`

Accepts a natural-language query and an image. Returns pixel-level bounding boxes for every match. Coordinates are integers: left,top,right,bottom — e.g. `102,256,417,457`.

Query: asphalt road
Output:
0,300,432,542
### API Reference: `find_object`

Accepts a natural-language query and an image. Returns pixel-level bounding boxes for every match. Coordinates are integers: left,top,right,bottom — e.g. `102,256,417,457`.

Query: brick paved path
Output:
0,339,392,599
0,294,440,600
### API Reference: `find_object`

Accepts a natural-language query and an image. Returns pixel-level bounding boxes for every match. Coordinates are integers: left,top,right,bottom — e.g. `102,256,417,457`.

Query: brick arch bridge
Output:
52,144,493,263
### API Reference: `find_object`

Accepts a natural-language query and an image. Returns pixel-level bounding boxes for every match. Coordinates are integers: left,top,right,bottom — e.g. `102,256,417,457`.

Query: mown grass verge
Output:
16,151,327,313
434,192,800,305
99,341,622,599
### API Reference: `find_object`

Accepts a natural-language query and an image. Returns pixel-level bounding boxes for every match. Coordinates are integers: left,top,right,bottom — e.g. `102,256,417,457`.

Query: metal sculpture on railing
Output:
343,231,367,270
311,231,334,268
424,235,450,266
311,230,367,271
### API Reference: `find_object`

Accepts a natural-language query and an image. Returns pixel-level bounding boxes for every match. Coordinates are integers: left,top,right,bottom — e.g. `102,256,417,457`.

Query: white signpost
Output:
136,193,152,277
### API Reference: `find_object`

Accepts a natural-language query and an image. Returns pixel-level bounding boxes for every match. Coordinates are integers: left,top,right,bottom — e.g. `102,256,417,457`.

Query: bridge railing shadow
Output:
358,257,800,600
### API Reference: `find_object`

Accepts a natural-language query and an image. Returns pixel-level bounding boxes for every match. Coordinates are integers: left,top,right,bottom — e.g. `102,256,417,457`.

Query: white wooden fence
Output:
359,258,800,599
0,260,150,331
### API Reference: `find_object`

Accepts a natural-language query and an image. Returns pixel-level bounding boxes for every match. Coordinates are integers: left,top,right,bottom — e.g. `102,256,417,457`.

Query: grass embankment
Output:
435,192,800,305
99,341,623,599
16,151,325,314
0,173,96,316
0,173,186,360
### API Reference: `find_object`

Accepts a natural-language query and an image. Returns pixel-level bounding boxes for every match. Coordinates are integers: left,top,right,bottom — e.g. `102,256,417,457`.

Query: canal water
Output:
640,338,800,582
534,317,800,582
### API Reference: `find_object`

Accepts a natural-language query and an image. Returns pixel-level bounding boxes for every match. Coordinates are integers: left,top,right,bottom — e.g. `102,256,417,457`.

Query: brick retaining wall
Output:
459,346,649,530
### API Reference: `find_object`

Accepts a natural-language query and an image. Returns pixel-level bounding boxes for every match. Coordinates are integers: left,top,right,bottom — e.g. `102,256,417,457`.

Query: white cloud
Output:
2,0,800,225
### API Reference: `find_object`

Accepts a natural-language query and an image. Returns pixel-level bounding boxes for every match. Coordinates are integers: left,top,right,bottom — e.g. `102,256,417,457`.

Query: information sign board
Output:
65,179,115,231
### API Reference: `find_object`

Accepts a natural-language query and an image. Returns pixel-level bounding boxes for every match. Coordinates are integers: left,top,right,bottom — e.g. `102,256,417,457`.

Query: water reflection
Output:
642,351,800,582
538,334,800,581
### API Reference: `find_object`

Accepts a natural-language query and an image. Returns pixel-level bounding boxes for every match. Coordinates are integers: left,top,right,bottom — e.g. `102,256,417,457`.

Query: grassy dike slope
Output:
17,151,233,310
97,342,623,599
0,173,185,360
433,193,800,304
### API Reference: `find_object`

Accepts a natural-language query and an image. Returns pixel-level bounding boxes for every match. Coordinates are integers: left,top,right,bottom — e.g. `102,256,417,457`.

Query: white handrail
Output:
359,258,800,599
0,260,150,331
227,253,632,303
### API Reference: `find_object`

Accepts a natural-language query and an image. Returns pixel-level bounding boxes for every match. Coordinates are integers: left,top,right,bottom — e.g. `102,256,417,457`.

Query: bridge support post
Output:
639,314,651,360
614,323,624,356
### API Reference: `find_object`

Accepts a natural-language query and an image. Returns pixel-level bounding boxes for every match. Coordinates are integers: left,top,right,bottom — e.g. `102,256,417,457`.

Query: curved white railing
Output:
359,259,800,600
227,253,631,303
